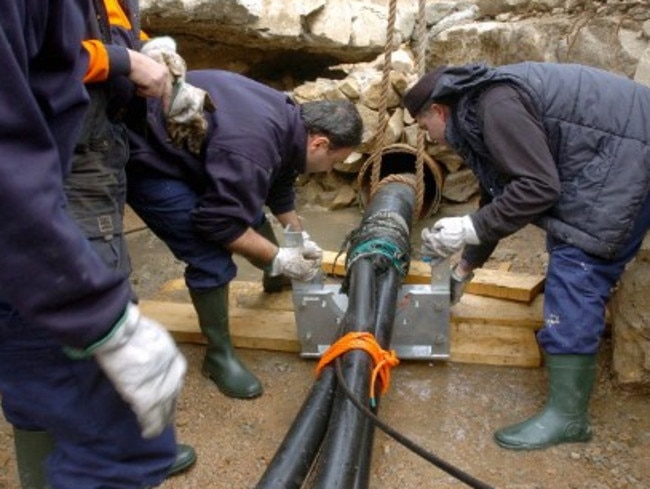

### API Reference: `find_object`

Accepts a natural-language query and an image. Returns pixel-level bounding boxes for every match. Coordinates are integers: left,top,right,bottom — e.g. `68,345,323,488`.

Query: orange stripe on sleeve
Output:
82,40,110,83
104,0,132,29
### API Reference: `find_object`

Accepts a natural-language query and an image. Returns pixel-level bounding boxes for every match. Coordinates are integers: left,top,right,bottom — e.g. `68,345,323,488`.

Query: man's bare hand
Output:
128,50,173,111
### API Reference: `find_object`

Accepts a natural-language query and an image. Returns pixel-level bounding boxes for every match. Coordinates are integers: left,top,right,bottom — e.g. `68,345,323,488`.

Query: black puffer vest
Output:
437,62,650,259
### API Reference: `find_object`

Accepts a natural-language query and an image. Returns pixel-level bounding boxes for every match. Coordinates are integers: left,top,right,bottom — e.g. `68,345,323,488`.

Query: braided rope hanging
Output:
360,0,428,220
413,0,427,217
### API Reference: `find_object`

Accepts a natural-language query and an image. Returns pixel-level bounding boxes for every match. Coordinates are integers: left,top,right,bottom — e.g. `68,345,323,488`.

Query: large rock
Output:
610,235,650,391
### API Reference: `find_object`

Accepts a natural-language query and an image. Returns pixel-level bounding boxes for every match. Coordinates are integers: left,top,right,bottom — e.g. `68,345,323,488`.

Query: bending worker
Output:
126,69,363,400
0,0,189,488
404,62,650,451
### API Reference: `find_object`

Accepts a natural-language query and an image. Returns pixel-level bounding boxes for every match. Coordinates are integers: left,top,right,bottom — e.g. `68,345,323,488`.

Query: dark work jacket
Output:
127,69,306,246
0,0,131,348
434,62,650,262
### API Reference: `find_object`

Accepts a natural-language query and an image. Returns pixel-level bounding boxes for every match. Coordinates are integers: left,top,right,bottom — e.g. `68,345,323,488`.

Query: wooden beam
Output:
465,268,544,303
321,251,545,302
140,300,300,353
450,322,540,367
153,279,546,329
452,294,544,330
141,291,543,368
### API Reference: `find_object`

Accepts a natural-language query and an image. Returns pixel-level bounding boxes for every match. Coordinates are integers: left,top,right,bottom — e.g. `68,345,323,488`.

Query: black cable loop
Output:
334,358,497,489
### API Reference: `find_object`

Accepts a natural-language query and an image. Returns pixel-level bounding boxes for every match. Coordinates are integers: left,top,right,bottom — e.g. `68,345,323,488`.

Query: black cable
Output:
334,358,497,489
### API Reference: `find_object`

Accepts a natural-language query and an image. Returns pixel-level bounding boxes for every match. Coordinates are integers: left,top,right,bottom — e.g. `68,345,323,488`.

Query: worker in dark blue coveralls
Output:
0,1,192,487
126,69,363,400
404,62,650,451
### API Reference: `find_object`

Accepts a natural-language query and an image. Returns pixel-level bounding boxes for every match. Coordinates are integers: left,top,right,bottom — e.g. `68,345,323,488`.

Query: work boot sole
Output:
494,429,592,451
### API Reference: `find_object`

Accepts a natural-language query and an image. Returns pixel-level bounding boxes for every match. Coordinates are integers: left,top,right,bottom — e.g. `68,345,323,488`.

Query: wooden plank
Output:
465,268,544,303
452,293,544,330
141,294,542,367
228,281,545,329
153,279,546,328
140,300,300,353
321,250,432,285
230,281,293,311
450,322,541,368
321,251,545,302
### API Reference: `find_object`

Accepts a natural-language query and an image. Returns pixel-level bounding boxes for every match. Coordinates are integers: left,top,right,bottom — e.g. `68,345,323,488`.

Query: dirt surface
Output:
1,204,649,489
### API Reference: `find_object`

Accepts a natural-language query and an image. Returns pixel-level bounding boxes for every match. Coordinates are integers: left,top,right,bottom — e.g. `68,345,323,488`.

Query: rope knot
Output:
316,332,400,407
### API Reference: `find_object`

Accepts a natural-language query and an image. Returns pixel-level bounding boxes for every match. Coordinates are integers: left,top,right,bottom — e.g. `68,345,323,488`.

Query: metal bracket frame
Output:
291,261,451,361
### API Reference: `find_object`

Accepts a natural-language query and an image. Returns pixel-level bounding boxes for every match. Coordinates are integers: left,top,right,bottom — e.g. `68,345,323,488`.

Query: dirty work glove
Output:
140,36,186,79
421,216,479,258
450,265,474,305
270,247,322,281
140,36,216,154
301,231,323,260
68,304,187,438
166,82,216,154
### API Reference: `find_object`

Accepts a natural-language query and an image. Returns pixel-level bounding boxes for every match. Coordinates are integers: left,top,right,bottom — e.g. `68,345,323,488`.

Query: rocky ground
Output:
0,203,648,489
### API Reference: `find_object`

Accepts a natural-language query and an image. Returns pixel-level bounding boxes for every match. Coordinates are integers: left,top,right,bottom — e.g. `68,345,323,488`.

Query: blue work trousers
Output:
0,306,177,488
538,192,650,354
127,172,265,291
0,90,176,488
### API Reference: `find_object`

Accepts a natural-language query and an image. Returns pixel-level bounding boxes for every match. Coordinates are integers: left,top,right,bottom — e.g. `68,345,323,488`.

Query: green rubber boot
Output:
168,444,197,476
13,428,54,489
255,219,291,293
14,428,195,485
189,285,263,399
494,354,597,450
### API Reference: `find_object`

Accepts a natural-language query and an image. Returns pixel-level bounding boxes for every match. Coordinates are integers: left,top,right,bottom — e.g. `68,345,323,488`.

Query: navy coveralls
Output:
0,1,176,487
126,70,305,292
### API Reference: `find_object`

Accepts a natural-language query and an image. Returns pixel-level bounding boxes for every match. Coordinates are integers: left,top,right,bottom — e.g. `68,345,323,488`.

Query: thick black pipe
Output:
310,259,377,489
254,369,336,489
256,260,376,489
312,181,416,489
255,180,415,489
352,265,403,489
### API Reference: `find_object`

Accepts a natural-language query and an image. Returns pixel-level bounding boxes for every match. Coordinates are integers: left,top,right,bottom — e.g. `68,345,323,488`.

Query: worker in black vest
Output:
404,62,650,451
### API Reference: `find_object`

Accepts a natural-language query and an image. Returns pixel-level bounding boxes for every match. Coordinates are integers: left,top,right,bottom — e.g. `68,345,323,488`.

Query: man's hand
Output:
127,50,172,107
92,304,187,438
270,247,321,281
421,215,479,258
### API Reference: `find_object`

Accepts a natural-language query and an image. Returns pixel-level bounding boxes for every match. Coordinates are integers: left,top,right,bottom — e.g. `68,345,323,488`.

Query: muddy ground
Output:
0,203,648,489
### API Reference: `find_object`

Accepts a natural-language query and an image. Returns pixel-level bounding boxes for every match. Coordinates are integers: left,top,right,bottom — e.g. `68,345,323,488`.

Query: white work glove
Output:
301,231,323,260
421,215,479,258
82,304,187,438
270,247,322,281
141,36,215,154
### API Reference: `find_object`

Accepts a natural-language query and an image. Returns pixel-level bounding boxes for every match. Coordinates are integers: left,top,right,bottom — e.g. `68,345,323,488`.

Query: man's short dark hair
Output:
300,100,363,149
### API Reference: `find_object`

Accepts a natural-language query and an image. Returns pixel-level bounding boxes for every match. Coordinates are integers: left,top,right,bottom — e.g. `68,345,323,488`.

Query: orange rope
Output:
316,332,400,407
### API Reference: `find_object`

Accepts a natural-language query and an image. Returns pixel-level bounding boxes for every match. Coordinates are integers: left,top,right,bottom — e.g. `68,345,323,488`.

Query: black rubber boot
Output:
13,428,54,489
494,354,597,450
189,285,263,399
255,219,292,293
167,444,197,476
